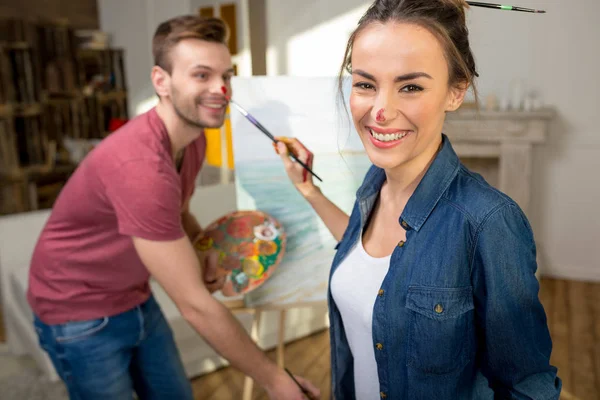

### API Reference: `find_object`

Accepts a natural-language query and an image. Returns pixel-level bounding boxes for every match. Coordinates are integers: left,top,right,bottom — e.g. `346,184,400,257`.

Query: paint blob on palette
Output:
194,210,286,296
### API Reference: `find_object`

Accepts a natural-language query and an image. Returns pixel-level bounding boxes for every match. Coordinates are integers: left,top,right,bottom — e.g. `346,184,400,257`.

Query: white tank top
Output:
330,236,391,400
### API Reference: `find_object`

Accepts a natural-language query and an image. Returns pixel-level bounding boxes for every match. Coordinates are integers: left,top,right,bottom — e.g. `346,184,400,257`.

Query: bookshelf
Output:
0,17,128,215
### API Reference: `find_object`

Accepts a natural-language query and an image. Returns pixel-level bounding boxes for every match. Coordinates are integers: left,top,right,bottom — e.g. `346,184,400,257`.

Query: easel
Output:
223,298,326,400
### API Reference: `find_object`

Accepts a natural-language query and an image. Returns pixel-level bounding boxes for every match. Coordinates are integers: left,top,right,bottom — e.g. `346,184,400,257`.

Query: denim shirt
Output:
328,135,562,400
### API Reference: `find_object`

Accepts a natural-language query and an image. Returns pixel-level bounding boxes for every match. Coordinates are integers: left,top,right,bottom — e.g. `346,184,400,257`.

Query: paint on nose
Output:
376,108,385,122
221,86,231,101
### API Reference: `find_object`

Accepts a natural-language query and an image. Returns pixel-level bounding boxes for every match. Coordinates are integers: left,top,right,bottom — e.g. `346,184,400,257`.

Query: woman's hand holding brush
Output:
274,136,319,199
275,136,350,242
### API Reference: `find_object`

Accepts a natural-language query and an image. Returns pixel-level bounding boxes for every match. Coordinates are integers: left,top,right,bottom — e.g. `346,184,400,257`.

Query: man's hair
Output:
152,15,229,73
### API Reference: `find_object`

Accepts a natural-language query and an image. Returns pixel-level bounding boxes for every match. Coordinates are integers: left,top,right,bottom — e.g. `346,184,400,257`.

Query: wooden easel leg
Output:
242,309,262,400
277,309,286,368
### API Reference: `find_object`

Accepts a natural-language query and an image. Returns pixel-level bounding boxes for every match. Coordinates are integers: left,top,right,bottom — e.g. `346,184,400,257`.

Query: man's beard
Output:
171,90,224,129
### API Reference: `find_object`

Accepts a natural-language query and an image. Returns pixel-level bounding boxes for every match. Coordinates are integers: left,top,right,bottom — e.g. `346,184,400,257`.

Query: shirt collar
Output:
356,134,460,232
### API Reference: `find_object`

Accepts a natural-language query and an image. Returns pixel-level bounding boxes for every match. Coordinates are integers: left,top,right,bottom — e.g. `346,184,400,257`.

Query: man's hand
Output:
192,233,226,293
265,370,321,400
197,249,226,293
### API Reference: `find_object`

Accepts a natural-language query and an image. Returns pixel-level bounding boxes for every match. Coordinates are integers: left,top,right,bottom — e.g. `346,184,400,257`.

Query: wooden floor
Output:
539,278,600,400
192,278,600,400
191,328,331,400
0,278,597,399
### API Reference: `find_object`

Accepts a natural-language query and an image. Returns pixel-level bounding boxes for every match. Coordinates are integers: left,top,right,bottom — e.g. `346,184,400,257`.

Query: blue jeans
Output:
33,295,194,400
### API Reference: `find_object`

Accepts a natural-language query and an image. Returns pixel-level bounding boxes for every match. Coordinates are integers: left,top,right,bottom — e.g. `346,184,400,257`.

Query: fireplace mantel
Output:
444,107,556,215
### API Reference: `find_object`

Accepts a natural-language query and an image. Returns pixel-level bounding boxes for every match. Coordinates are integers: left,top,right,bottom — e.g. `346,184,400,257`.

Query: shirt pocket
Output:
405,286,474,375
55,317,110,343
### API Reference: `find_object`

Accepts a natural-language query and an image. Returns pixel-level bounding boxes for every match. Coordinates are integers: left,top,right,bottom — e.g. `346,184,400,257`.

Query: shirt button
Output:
380,392,387,398
397,240,405,247
435,304,444,314
378,289,385,297
401,220,409,229
376,343,383,350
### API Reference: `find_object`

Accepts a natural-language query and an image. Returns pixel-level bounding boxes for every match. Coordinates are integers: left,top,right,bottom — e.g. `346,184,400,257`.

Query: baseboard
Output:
541,264,600,283
536,242,599,282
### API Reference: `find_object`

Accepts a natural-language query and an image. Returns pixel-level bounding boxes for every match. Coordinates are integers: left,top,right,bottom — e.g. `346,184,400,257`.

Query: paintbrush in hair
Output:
221,86,323,182
466,1,546,13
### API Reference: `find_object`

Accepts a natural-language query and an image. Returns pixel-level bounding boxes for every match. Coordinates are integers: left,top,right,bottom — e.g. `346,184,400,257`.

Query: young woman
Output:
275,0,562,398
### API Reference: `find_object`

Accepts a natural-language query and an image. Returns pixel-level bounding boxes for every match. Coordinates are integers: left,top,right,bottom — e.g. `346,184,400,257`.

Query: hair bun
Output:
439,0,470,24
440,0,470,8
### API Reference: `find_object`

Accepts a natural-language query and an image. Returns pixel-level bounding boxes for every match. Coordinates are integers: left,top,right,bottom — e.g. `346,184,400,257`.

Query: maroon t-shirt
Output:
27,107,206,324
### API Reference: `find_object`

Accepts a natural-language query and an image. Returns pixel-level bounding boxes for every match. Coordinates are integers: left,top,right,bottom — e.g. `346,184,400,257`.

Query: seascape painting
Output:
230,76,372,309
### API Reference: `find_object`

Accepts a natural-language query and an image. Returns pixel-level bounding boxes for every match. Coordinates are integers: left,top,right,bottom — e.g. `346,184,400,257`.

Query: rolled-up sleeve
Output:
472,203,562,400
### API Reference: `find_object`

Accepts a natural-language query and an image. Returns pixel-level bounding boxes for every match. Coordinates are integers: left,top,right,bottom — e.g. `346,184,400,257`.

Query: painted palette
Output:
194,210,286,296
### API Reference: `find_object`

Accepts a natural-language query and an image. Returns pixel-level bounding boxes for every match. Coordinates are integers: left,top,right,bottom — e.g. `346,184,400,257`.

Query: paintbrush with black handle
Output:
222,86,323,183
466,1,546,13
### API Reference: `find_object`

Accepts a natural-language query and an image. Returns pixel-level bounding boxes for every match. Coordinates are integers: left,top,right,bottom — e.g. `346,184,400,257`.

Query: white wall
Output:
98,0,191,116
265,0,600,281
468,0,600,282
265,0,370,76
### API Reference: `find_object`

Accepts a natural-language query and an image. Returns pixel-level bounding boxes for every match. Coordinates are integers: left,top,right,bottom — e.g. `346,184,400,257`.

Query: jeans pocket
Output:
405,286,474,375
55,317,110,343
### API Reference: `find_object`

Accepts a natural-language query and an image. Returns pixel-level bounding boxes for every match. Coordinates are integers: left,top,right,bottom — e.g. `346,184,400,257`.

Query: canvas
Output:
230,76,372,308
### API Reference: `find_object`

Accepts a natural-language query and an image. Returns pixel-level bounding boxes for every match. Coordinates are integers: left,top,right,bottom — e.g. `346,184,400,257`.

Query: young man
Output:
27,15,320,400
